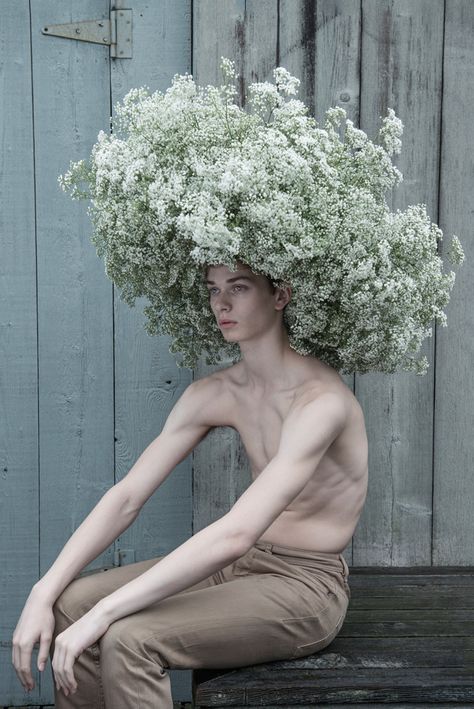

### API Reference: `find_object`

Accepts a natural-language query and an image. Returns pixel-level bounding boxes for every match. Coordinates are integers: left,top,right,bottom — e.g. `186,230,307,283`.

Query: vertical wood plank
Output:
195,0,363,565
110,0,193,702
192,0,279,534
355,0,445,565
280,0,361,125
0,2,39,703
434,0,474,565
30,0,114,702
111,0,193,564
6,0,193,704
279,0,362,566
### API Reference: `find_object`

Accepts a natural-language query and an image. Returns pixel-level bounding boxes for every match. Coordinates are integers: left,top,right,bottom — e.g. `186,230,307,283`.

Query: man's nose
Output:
215,292,231,309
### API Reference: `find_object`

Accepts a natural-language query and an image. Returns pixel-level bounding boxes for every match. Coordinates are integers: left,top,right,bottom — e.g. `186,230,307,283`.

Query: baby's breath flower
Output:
58,57,465,373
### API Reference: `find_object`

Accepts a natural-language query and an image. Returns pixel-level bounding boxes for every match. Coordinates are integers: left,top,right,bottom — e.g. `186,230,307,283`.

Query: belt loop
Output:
254,541,274,554
339,553,349,578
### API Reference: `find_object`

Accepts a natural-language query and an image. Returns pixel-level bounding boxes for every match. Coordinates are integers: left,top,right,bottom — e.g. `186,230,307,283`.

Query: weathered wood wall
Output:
193,0,474,569
1,0,473,706
1,0,193,704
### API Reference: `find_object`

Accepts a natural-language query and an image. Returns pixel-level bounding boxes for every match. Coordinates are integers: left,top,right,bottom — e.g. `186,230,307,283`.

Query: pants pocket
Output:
283,599,346,659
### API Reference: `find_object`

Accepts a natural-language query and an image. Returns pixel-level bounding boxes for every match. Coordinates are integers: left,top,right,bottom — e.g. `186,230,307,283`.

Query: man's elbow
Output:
103,482,142,519
221,516,256,557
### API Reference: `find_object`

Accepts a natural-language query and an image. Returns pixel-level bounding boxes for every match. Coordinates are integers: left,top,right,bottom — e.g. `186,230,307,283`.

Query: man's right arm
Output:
33,377,217,604
13,378,220,692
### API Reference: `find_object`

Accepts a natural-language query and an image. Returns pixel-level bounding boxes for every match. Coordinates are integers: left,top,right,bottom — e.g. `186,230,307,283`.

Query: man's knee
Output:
99,615,169,666
100,616,141,657
52,575,97,625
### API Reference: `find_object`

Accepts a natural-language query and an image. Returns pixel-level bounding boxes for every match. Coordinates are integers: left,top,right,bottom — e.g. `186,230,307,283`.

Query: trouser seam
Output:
110,634,169,707
114,630,170,673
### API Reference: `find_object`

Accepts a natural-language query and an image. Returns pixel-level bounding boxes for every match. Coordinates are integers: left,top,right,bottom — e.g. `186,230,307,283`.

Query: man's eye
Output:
208,285,245,294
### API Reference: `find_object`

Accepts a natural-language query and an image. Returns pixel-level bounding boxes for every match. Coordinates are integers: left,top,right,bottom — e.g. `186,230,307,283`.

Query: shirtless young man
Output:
12,260,368,707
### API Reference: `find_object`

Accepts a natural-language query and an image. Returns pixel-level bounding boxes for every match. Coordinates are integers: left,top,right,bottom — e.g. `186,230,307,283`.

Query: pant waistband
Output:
254,540,350,578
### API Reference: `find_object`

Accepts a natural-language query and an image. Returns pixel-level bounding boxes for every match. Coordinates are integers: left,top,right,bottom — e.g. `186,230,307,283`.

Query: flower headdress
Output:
59,57,464,374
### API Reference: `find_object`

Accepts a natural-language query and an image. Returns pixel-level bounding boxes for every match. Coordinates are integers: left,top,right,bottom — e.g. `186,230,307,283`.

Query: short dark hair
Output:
264,275,277,293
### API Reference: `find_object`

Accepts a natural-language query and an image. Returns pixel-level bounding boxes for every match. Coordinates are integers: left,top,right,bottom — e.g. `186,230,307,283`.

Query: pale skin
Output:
12,261,368,698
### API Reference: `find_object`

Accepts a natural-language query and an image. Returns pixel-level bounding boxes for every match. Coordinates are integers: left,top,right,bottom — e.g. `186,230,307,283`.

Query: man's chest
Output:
230,396,295,474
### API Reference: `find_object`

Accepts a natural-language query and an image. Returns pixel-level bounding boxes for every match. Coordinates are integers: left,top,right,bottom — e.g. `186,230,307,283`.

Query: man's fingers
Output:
66,661,78,691
12,645,25,689
53,646,75,695
52,647,64,693
12,644,28,690
60,653,78,693
19,646,34,689
37,634,52,671
12,644,18,676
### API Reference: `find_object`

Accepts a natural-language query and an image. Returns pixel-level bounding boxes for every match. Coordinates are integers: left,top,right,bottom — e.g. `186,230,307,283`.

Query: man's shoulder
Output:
299,360,361,411
288,372,358,433
190,364,234,393
185,368,235,427
291,383,348,418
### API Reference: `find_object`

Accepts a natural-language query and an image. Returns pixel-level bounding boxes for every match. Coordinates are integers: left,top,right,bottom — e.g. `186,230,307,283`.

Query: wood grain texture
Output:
193,566,474,706
354,0,445,567
280,0,362,569
1,0,193,704
2,0,473,706
108,1,194,702
0,0,39,701
434,0,474,565
31,0,124,703
192,0,472,578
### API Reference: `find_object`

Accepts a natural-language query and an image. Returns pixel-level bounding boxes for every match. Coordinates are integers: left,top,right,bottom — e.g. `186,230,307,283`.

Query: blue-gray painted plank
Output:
434,0,474,565
0,1,39,704
110,0,193,702
279,0,361,567
30,0,114,703
355,0,444,567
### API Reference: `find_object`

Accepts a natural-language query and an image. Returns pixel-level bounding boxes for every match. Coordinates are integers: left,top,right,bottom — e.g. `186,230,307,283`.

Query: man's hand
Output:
12,589,55,692
51,602,110,697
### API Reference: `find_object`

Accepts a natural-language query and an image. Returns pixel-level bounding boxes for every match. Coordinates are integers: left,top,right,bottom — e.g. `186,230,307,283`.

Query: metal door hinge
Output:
41,9,132,58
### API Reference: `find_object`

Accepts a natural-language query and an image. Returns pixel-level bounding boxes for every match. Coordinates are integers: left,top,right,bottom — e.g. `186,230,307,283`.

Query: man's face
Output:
205,262,285,342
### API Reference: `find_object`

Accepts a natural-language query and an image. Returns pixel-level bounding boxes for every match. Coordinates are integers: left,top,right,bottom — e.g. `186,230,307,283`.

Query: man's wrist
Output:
31,580,60,605
96,594,118,625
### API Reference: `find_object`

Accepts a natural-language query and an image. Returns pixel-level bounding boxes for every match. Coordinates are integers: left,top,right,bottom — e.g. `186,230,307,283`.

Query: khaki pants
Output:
50,540,351,708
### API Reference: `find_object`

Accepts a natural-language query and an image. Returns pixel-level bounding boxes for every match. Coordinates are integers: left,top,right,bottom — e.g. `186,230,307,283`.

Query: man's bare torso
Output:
202,356,369,554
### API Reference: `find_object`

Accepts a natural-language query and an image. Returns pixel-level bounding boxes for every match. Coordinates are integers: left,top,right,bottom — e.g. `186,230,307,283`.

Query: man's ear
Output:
275,284,292,310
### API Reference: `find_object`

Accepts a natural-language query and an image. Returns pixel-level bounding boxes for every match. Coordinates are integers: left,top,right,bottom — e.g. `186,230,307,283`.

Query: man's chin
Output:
221,330,242,343
219,324,239,334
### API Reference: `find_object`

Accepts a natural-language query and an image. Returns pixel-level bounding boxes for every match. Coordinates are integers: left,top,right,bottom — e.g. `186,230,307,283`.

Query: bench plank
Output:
194,667,474,705
193,567,474,707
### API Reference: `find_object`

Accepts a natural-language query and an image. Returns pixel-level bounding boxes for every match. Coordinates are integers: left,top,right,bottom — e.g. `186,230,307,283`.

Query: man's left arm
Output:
99,391,347,624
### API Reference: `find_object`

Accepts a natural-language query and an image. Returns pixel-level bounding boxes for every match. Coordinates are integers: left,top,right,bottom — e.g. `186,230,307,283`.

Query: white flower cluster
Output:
58,58,465,374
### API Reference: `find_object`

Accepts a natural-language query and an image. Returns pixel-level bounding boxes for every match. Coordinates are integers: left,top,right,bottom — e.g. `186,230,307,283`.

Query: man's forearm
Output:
99,517,245,624
34,485,138,603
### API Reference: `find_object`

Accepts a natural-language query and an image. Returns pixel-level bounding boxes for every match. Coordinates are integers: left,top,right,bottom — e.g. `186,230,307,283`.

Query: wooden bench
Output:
192,565,474,707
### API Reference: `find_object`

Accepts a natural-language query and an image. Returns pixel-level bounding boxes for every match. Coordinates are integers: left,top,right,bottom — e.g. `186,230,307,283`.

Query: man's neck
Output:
236,336,307,393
